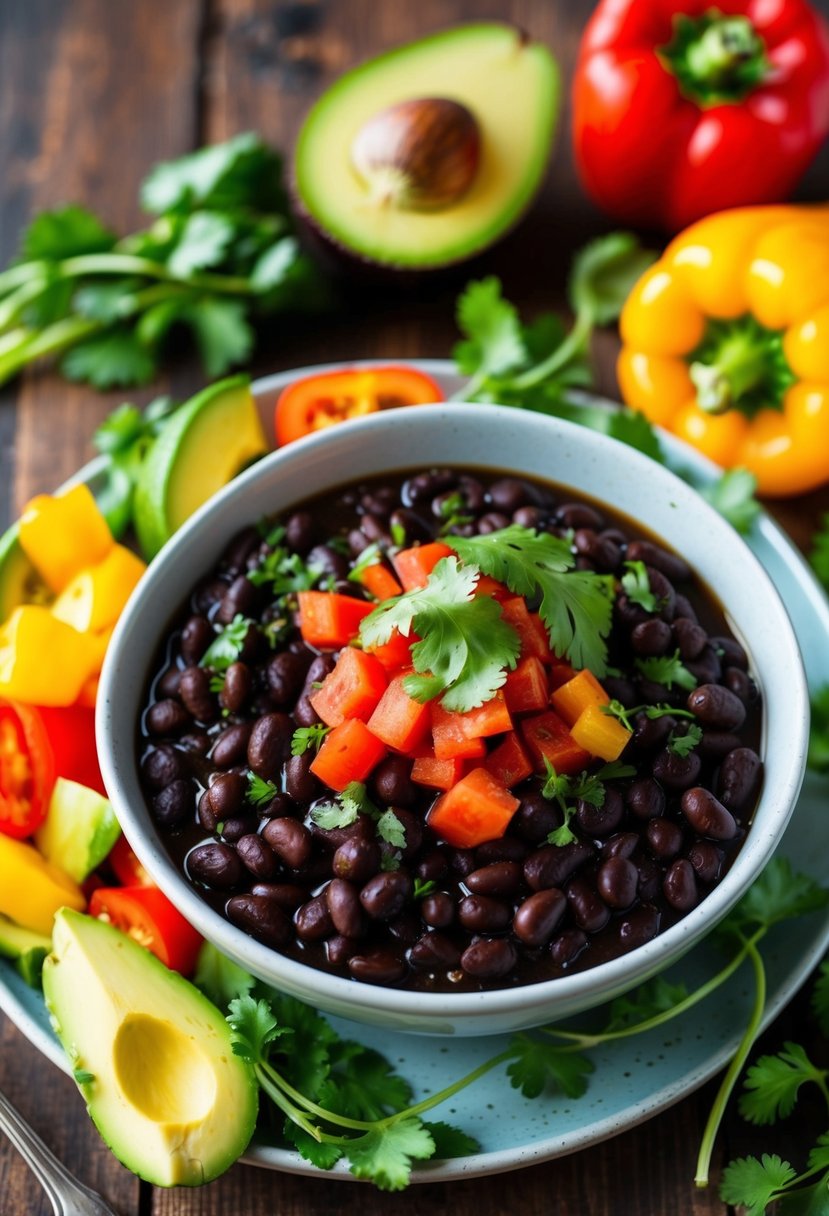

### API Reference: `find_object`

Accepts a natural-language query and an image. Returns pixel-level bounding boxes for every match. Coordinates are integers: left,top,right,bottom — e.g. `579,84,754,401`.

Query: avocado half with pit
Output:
293,24,560,271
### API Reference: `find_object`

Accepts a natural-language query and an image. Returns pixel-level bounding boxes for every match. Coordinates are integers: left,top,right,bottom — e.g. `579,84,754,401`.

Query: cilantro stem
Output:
0,275,52,332
377,1049,516,1126
0,315,102,385
254,1062,323,1142
259,1058,377,1132
508,310,594,392
58,252,255,296
0,260,52,296
695,933,767,1187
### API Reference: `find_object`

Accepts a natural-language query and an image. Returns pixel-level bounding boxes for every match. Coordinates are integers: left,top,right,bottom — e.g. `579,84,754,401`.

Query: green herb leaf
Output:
21,205,117,260
808,686,829,773
720,1154,798,1216
507,1033,594,1100
723,858,829,939
346,1117,436,1191
185,297,254,378
310,782,374,831
453,277,526,380
421,1121,480,1159
621,560,659,612
604,976,689,1032
698,467,761,535
376,809,407,849
348,542,382,582
413,878,437,900
199,613,251,673
193,942,256,1009
167,211,236,278
811,961,829,1035
73,1068,96,1085
568,232,658,327
73,279,141,323
322,1041,413,1121
451,526,614,675
667,723,703,757
291,724,331,757
635,650,697,691
246,773,280,809
738,1042,827,1126
227,994,289,1062
140,131,285,215
810,514,829,590
547,805,578,847
61,327,156,388
281,1122,343,1171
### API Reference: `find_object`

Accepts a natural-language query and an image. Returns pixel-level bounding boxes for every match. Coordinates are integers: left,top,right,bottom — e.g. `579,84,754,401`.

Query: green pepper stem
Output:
689,315,793,417
661,9,769,107
685,16,764,89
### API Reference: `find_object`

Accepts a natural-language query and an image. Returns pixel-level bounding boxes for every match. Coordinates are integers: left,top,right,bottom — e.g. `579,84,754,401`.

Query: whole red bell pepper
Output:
572,0,829,232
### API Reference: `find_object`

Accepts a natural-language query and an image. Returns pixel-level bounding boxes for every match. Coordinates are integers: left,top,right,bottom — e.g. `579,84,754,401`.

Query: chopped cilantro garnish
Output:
199,614,251,674
667,723,703,757
246,773,280,808
621,560,659,613
291,724,331,757
635,650,697,692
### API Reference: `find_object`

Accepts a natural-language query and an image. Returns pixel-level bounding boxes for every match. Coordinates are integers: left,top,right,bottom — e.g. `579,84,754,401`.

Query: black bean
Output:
361,486,397,516
573,528,622,572
577,787,624,837
460,938,517,979
371,756,416,807
615,594,650,630
476,511,512,535
617,905,660,953
724,667,758,706
216,574,258,624
626,540,690,583
360,513,391,544
626,777,666,820
178,666,217,722
651,748,702,791
198,788,219,832
687,683,746,730
207,771,246,820
409,931,462,970
710,635,748,670
219,813,258,842
687,841,723,883
449,848,477,878
307,544,349,580
291,694,320,728
557,502,604,530
631,618,672,656
698,730,743,759
597,858,638,909
326,935,357,967
295,895,334,941
221,662,252,713
325,878,367,938
422,891,454,928
192,577,227,615
250,882,308,910
475,837,528,864
636,854,662,901
262,818,312,869
673,617,707,661
236,833,278,879
645,566,676,621
348,950,406,985
264,651,305,707
141,745,185,791
524,843,593,891
311,817,373,853
458,894,511,933
663,859,698,911
681,787,738,840
513,794,559,843
673,594,698,623
513,888,566,946
386,807,423,860
632,712,675,753
459,474,487,511
465,861,523,897
187,842,243,889
221,528,260,576
247,712,293,780
389,507,431,544
603,831,640,860
403,469,457,504
285,511,314,554
210,723,252,768
485,477,532,513
146,699,190,736
566,879,610,933
512,505,547,529
226,894,290,948
550,928,588,966
646,817,683,859
156,667,182,700
603,675,638,707
416,851,449,883
360,871,412,920
152,779,194,827
180,615,214,665
333,837,382,883
180,730,211,755
716,748,763,815
388,913,421,944
686,646,723,685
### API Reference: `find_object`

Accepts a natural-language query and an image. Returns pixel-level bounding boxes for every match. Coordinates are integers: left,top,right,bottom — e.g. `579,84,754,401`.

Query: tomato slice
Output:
89,886,203,976
274,365,444,445
0,699,56,839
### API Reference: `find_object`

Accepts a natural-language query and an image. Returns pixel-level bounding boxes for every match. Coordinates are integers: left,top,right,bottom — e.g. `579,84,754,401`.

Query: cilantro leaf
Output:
281,1122,343,1171
61,327,156,388
451,526,614,675
808,686,829,773
720,1154,798,1216
723,858,829,939
291,724,331,756
262,990,338,1099
376,809,407,849
140,131,285,214
811,961,829,1035
506,1034,594,1099
227,994,289,1062
199,614,251,673
604,976,689,1032
698,467,761,535
73,1068,95,1085
167,211,236,278
422,1121,480,1159
246,774,279,809
311,783,374,831
568,232,658,327
667,723,703,757
453,277,526,380
550,400,665,464
547,805,578,847
184,296,254,377
635,650,697,691
810,514,829,590
739,1042,826,1125
361,557,521,712
73,279,141,323
346,1117,435,1191
413,878,437,900
194,942,256,1009
807,1133,829,1176
248,545,323,595
348,542,382,582
21,205,117,260
322,1041,412,1121
621,560,659,612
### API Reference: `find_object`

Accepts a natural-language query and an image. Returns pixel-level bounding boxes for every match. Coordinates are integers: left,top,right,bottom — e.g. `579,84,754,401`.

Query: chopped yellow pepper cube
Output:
0,606,107,706
0,833,85,936
51,544,146,633
19,484,112,593
570,704,632,763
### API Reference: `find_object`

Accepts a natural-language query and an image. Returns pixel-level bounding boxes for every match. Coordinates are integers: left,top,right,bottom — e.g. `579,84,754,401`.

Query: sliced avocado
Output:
34,778,122,884
294,24,559,269
43,909,258,1186
0,913,51,987
0,521,49,620
133,376,267,560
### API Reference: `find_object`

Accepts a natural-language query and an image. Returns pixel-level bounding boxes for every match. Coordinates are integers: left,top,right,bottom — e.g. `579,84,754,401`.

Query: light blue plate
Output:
1,363,828,1182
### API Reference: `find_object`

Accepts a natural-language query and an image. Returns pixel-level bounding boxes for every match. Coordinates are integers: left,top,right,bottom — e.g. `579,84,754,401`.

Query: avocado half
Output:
293,24,560,271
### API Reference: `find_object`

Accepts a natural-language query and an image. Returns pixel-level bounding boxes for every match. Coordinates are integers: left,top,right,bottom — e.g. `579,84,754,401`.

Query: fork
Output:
0,1086,120,1216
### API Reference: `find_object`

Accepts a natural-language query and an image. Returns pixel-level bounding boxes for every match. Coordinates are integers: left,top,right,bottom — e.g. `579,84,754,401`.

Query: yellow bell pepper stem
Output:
0,833,85,936
0,606,108,706
18,483,113,593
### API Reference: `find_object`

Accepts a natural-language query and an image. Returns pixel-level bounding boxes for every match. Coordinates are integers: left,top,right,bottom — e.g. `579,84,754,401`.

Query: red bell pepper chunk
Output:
485,731,534,788
500,597,553,663
310,718,387,792
89,886,203,976
455,690,512,740
521,710,591,776
297,591,374,649
503,656,549,714
393,543,455,591
431,703,487,761
474,574,511,601
309,647,388,728
35,704,106,797
366,674,432,754
108,835,153,887
548,659,578,691
358,562,403,602
411,752,468,792
365,627,414,672
428,768,520,849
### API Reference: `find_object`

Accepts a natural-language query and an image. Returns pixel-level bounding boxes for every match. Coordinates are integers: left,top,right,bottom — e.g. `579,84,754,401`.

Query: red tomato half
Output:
0,699,56,839
274,365,444,446
89,886,203,976
107,835,153,887
35,705,106,797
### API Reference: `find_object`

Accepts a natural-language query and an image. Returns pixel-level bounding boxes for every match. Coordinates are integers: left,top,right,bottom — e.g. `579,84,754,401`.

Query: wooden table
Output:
2,2,829,1212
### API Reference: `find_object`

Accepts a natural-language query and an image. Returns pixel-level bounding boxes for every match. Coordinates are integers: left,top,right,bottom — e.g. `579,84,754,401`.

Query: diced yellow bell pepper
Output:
570,704,632,763
51,544,146,633
0,833,85,935
550,669,609,728
18,484,112,593
0,606,107,706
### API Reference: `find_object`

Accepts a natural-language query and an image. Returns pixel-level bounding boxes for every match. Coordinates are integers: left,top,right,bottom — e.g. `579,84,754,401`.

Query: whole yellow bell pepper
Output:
618,204,829,497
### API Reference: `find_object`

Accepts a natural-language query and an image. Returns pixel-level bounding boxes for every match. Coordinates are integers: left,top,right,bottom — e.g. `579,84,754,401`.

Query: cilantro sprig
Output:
311,782,406,849
635,650,697,692
541,758,635,846
621,560,660,613
199,614,252,674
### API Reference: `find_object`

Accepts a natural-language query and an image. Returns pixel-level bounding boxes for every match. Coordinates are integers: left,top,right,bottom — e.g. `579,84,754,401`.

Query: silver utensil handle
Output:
0,1087,119,1216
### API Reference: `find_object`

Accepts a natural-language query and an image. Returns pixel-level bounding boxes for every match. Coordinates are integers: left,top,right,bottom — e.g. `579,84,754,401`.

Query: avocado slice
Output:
43,909,258,1186
0,913,51,987
0,521,49,620
294,24,559,269
133,376,267,560
35,778,122,884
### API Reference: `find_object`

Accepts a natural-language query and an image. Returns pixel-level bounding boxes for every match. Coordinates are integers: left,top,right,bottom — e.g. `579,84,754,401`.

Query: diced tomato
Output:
358,562,402,601
411,752,467,792
431,703,488,761
485,732,534,787
393,543,455,592
455,690,512,740
309,647,388,728
89,886,203,976
550,669,609,727
108,835,153,887
366,674,432,754
366,627,415,672
310,718,387,792
521,710,591,776
548,660,578,691
297,592,374,648
0,699,55,839
503,657,549,714
428,768,520,848
35,704,106,797
474,575,511,601
500,597,553,663
571,704,632,762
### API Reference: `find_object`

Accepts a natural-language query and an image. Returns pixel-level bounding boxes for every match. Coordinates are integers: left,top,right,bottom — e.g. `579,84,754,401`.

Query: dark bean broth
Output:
138,466,762,992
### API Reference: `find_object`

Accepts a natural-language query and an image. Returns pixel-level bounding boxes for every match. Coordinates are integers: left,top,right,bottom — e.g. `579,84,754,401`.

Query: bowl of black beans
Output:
97,394,809,1036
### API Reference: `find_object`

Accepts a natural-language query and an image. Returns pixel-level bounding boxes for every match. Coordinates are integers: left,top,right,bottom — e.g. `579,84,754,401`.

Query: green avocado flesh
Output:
295,23,560,268
0,913,51,986
35,778,122,884
43,909,258,1186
